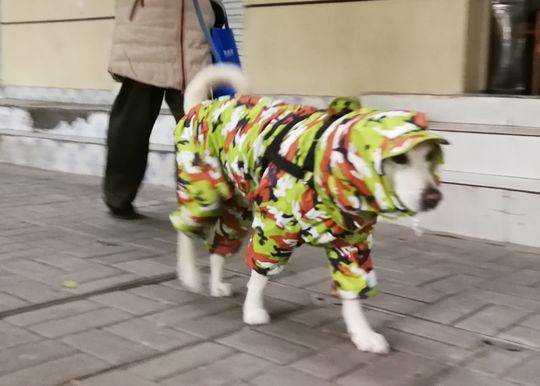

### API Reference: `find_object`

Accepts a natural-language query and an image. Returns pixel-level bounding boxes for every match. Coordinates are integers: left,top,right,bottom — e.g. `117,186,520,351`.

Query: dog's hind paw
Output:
180,274,203,294
243,307,270,325
210,282,233,297
351,331,390,354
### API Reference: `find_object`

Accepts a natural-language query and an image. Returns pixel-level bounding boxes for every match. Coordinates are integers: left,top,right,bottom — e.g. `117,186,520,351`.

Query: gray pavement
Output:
0,163,539,386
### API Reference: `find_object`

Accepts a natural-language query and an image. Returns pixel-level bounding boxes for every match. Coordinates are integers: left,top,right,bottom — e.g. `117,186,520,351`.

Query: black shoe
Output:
106,203,143,220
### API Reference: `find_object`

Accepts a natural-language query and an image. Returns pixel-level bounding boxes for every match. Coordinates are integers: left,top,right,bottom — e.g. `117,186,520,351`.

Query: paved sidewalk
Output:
1,163,539,386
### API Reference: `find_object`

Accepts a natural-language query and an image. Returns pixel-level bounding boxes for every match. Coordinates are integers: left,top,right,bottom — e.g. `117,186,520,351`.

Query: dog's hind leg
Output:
177,232,202,293
209,200,251,297
342,299,389,354
243,270,270,325
209,253,233,297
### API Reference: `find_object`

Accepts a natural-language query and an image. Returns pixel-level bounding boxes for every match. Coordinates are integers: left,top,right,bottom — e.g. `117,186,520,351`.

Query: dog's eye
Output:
392,154,409,165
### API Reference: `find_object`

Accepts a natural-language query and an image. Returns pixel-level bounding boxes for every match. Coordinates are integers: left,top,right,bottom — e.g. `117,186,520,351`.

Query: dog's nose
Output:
421,187,442,210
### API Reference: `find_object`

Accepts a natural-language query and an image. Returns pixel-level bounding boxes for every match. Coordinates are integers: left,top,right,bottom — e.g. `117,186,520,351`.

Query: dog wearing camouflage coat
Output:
170,64,448,353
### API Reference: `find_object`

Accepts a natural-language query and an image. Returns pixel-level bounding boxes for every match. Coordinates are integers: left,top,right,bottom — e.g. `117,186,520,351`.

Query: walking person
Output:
104,0,221,219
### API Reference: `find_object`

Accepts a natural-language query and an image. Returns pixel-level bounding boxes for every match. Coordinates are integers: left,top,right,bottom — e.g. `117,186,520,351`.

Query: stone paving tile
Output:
275,267,330,288
263,281,313,305
262,297,302,317
377,278,447,303
0,292,29,312
420,274,486,295
479,280,540,301
1,259,67,282
64,273,140,294
173,308,246,339
427,261,513,279
499,326,540,349
162,353,275,386
336,351,447,386
255,319,345,350
73,370,160,386
320,309,399,337
250,366,334,386
5,299,102,327
113,258,173,277
291,341,377,380
504,354,540,385
0,352,109,386
52,265,126,284
217,328,313,365
145,297,237,326
128,283,202,305
0,339,76,376
0,321,41,349
92,291,170,315
499,269,540,286
520,313,540,330
377,266,451,287
433,368,518,386
60,242,134,259
455,305,531,336
61,329,158,365
104,318,199,351
413,294,487,324
383,329,475,365
92,248,162,265
34,254,101,271
389,317,482,349
364,292,427,315
0,274,65,303
28,308,132,338
466,345,535,377
470,289,540,311
128,342,234,381
288,306,340,327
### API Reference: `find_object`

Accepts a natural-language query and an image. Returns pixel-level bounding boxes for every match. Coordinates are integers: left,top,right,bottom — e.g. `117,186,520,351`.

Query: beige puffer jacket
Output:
109,0,215,91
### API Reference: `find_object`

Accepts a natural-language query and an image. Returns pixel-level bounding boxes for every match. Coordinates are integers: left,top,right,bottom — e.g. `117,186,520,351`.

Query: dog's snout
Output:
421,187,442,210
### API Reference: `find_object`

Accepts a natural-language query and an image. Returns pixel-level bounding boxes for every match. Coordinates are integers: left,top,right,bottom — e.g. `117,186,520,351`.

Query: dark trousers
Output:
103,78,183,210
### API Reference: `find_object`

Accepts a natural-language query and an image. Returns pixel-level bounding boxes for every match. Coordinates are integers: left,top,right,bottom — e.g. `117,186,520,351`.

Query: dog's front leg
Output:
342,299,390,354
243,270,270,325
177,232,202,293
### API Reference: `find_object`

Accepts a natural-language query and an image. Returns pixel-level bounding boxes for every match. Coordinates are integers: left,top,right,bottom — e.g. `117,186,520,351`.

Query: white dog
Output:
172,65,446,354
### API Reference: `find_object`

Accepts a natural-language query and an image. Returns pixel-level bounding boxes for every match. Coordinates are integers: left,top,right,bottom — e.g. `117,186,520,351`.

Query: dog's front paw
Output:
351,331,390,354
243,307,270,325
210,282,233,297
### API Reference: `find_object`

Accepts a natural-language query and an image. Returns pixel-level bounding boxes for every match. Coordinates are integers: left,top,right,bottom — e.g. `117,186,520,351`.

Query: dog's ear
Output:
327,97,361,121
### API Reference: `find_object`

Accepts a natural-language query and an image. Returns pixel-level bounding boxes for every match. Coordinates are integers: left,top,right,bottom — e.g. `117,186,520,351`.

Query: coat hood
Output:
314,98,448,218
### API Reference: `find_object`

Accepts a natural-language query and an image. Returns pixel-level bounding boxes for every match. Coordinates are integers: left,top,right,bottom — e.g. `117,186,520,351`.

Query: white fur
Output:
209,253,232,297
183,64,250,112
243,270,270,325
177,233,233,297
177,232,202,293
383,142,438,213
342,299,390,354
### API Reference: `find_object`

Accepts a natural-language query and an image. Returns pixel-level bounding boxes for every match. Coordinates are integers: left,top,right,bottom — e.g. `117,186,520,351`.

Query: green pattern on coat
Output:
170,96,447,299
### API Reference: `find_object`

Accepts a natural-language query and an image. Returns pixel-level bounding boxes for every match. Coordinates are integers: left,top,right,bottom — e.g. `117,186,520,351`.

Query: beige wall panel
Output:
244,0,490,96
1,0,115,22
1,20,115,89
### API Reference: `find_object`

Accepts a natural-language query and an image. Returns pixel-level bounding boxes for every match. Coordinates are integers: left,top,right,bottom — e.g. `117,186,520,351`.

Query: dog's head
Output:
383,141,444,213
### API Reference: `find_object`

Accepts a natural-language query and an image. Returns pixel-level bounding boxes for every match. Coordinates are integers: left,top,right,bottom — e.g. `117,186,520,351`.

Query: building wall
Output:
0,0,115,90
244,0,491,96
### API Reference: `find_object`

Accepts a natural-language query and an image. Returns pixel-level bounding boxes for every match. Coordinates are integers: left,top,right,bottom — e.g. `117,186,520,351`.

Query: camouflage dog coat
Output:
170,96,446,299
